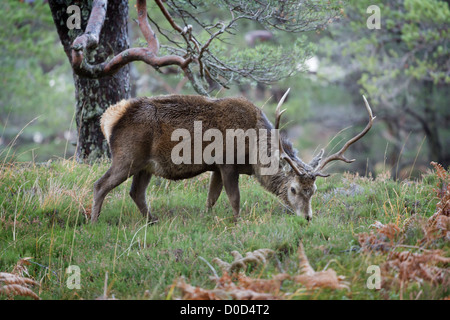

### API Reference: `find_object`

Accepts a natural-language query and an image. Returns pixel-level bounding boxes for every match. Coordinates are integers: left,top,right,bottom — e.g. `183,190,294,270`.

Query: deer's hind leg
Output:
207,171,223,209
220,165,240,222
129,169,157,222
91,162,132,223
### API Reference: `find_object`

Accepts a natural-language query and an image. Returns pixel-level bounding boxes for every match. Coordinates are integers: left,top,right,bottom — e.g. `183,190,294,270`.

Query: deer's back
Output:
102,95,265,180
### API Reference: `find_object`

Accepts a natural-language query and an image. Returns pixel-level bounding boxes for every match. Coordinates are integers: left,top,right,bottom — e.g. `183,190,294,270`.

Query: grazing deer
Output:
91,90,375,223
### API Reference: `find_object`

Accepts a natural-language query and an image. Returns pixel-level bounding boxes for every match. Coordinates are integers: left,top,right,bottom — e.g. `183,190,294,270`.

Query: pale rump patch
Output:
100,99,132,144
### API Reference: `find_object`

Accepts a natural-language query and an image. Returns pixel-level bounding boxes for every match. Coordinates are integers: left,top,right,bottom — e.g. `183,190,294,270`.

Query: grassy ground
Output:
0,159,448,300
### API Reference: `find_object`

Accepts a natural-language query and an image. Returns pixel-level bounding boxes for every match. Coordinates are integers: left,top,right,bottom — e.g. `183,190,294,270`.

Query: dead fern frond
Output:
0,284,40,300
175,276,221,300
174,274,280,300
0,272,39,287
357,221,402,252
173,244,351,300
173,248,284,300
0,271,40,300
431,162,449,198
293,242,350,291
423,162,450,243
382,249,450,287
12,257,33,277
236,273,290,294
212,249,275,274
1,257,40,300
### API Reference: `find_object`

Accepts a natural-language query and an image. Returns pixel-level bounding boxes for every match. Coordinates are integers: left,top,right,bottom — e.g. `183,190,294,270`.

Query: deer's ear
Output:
279,158,292,175
309,149,324,169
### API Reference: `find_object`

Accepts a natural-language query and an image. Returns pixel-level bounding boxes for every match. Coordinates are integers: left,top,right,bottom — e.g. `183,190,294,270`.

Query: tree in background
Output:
320,0,449,173
49,0,131,161
48,0,344,162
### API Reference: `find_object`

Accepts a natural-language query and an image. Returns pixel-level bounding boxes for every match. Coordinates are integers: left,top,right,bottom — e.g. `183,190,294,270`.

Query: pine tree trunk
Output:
49,0,131,162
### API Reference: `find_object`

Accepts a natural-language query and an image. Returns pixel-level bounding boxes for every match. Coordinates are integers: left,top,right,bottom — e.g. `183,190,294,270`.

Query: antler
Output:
314,96,375,176
275,88,306,177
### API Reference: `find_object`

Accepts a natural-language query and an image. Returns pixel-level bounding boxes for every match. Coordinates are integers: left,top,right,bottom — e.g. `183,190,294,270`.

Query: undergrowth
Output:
0,159,448,300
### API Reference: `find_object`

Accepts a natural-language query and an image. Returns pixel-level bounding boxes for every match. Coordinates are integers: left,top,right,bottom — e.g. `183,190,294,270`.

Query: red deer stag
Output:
91,90,375,223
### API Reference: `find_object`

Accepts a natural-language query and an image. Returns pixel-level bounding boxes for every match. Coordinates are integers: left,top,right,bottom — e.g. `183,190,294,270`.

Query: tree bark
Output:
49,0,130,161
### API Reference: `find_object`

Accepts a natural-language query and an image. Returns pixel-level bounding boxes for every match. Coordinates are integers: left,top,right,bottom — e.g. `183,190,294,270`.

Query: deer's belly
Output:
145,159,215,180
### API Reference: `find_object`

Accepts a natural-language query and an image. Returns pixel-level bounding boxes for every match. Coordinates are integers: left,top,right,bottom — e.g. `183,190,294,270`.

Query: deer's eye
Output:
290,187,296,194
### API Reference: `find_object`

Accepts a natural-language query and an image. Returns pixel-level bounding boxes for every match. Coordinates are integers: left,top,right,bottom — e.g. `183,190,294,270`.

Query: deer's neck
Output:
250,115,291,202
253,167,288,202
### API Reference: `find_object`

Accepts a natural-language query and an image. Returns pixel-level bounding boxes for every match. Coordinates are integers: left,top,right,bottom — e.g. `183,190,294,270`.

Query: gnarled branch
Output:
70,0,107,74
69,0,343,95
70,0,196,87
137,0,159,54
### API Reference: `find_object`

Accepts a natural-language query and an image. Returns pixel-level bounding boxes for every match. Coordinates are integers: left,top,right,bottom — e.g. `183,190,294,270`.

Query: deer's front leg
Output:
220,165,240,221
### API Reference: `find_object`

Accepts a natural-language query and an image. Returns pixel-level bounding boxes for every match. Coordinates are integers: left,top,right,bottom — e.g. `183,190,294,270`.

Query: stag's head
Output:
274,89,375,221
281,160,320,221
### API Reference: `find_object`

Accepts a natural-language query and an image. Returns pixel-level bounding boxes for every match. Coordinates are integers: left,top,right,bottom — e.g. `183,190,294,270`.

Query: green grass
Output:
0,159,448,300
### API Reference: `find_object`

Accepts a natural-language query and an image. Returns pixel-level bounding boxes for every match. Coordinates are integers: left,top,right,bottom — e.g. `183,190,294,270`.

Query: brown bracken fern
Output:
424,162,450,242
172,244,349,300
0,258,40,300
293,242,350,290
